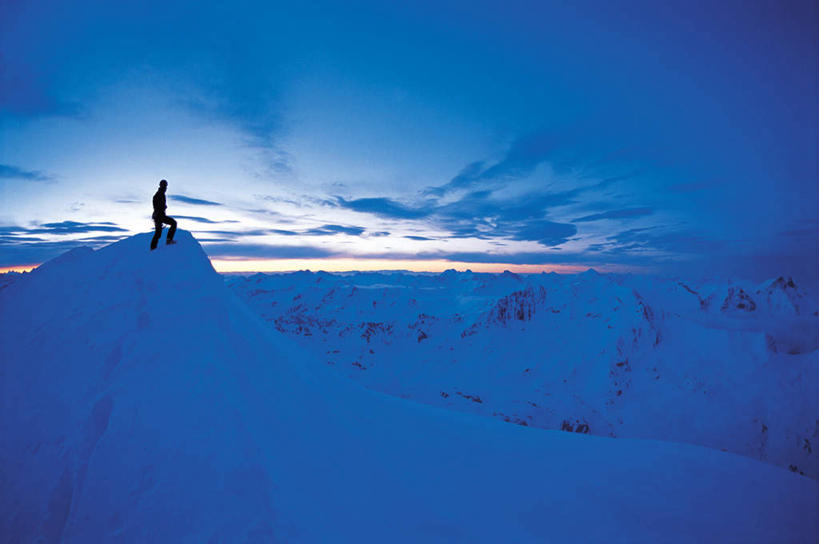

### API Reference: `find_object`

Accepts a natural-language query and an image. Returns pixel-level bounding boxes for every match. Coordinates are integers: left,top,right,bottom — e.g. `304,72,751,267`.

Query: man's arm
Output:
153,192,167,214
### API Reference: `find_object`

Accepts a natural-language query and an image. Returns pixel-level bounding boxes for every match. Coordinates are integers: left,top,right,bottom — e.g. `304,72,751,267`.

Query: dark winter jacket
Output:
152,190,167,219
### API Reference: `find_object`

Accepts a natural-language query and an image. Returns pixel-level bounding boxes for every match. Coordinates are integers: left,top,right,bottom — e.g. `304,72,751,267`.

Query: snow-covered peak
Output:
31,230,217,286
755,275,813,316
2,233,817,541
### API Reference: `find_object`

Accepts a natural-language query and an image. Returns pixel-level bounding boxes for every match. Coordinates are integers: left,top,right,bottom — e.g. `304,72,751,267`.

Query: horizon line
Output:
0,258,631,276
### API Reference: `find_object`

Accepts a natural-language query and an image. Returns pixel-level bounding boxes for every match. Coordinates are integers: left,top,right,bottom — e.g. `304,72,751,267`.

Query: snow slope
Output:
1,232,817,542
227,269,819,479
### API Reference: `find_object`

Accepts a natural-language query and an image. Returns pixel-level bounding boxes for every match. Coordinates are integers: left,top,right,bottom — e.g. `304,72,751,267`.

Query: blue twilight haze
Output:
0,0,816,279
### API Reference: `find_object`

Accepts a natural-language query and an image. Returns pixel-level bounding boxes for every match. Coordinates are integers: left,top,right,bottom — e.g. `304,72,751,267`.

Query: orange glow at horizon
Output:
1,259,620,276
0,264,39,274
210,258,591,274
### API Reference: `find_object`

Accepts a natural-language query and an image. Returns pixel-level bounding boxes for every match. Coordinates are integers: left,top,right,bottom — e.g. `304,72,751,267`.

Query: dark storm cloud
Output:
0,164,55,182
572,207,654,222
171,195,224,206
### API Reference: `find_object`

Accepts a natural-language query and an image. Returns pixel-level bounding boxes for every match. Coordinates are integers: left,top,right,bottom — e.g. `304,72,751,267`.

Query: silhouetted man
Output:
150,179,177,250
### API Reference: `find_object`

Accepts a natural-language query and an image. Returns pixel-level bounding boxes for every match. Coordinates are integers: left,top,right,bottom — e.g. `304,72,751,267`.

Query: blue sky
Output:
1,0,816,279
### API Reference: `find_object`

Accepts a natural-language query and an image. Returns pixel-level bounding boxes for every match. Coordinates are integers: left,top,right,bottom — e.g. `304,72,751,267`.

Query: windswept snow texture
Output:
1,232,817,542
227,269,819,479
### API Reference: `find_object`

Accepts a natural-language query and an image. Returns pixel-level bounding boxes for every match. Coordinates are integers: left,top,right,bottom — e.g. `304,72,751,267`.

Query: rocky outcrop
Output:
720,287,757,312
487,285,547,325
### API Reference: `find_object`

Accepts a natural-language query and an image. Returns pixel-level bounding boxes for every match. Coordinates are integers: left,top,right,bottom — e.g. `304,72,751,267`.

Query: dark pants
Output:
151,215,177,249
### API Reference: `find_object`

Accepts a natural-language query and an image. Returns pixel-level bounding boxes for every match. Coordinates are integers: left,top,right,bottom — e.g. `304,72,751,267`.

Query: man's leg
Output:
164,216,177,243
151,220,163,250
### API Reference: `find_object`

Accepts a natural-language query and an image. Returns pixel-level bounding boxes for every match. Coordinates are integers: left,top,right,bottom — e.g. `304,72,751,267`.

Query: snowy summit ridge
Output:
1,231,817,542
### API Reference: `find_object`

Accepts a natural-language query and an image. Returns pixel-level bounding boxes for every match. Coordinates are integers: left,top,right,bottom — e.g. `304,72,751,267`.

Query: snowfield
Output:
1,231,817,542
226,265,819,481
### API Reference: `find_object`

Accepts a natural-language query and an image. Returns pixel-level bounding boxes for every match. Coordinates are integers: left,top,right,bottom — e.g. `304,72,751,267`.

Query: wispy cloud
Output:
419,251,590,265
335,197,433,219
509,220,577,246
0,164,55,182
174,215,238,224
424,131,556,196
197,224,368,239
202,243,337,259
171,195,224,206
199,229,272,238
0,233,46,243
0,240,90,267
590,227,728,256
304,224,366,236
334,190,578,247
6,221,128,235
0,222,127,266
0,222,128,247
34,221,127,234
572,207,653,222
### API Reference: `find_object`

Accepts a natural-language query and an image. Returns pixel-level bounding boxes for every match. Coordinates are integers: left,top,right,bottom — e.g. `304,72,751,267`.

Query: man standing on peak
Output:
150,179,177,250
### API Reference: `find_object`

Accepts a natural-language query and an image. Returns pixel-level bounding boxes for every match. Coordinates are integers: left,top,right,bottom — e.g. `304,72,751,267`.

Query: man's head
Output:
159,179,168,189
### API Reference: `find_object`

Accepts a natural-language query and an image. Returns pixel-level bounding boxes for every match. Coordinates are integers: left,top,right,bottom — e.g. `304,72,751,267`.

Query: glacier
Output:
1,231,817,542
